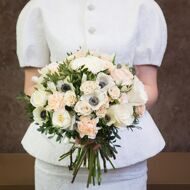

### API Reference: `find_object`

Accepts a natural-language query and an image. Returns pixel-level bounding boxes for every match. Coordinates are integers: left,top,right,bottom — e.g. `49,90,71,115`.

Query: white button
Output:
87,4,95,11
88,27,96,34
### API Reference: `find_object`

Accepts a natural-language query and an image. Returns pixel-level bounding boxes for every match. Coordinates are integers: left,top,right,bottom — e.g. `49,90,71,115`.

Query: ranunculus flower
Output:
52,109,71,129
70,55,113,74
77,116,99,139
30,90,48,107
46,92,65,111
108,85,121,100
74,101,92,115
127,76,148,106
64,90,77,107
110,65,133,86
80,81,100,95
106,104,134,127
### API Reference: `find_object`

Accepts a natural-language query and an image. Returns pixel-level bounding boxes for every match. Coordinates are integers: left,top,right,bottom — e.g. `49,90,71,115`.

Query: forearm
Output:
24,67,39,96
135,64,159,111
144,84,158,110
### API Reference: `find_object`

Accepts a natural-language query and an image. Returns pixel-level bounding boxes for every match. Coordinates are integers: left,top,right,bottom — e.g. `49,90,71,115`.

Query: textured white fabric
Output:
35,158,148,190
16,0,168,168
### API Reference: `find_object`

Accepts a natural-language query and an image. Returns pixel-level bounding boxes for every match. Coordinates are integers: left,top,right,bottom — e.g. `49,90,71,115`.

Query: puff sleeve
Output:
16,0,50,68
133,0,167,67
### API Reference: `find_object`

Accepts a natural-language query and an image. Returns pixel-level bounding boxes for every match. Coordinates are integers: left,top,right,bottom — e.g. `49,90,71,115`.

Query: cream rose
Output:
52,109,71,129
64,90,77,107
46,92,65,111
110,65,133,86
77,116,99,139
80,81,100,95
106,104,134,127
108,85,121,100
30,90,48,107
127,76,148,106
74,101,92,115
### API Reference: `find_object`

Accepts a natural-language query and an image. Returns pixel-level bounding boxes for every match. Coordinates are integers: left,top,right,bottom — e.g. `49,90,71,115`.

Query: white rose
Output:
108,85,121,100
74,101,92,116
127,76,148,106
107,104,134,127
38,62,59,76
64,90,77,107
33,107,47,125
70,55,112,74
80,81,100,95
30,90,48,107
52,109,71,129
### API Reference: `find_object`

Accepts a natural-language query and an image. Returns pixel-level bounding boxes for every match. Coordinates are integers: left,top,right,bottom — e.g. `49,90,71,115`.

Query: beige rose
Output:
96,105,107,118
77,116,99,139
80,81,99,95
46,92,65,111
74,101,92,115
108,85,121,100
64,91,77,107
110,66,133,86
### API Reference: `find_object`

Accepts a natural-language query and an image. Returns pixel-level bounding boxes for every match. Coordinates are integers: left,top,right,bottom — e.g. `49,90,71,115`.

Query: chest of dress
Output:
40,0,140,63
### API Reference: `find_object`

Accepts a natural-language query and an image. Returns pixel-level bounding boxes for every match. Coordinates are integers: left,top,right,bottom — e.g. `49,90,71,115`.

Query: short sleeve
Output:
16,0,50,68
133,0,168,67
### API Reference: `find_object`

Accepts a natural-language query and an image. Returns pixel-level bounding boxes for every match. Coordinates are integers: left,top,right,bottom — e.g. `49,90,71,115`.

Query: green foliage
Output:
16,92,35,121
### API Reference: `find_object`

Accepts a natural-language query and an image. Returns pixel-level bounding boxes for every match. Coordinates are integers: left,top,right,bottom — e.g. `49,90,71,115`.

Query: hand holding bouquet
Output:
18,50,148,187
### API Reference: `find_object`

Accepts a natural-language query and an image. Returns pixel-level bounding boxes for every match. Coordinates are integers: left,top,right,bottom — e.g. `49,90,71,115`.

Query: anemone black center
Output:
105,114,111,122
61,83,71,92
40,110,46,119
99,81,107,89
89,96,99,106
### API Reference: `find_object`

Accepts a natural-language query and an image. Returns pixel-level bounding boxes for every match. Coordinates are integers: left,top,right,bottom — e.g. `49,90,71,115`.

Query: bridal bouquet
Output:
18,50,148,187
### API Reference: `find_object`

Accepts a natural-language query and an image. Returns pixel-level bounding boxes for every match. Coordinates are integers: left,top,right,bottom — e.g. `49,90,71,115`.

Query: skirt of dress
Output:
34,158,148,190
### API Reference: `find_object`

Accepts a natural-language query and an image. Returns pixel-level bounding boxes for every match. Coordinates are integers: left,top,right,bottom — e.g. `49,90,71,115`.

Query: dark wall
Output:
0,0,190,152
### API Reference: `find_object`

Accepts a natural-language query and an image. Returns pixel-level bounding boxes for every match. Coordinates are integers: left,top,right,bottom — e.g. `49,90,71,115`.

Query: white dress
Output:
16,0,168,189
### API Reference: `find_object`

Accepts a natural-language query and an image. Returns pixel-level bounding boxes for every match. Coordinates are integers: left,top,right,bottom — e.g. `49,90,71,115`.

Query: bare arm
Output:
135,65,159,110
24,67,40,96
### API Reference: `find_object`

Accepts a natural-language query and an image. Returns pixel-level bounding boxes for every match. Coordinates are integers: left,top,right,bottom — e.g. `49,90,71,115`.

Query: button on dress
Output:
16,0,167,189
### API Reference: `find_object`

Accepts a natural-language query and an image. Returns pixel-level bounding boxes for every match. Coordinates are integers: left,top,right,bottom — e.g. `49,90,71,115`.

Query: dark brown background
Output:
0,0,190,153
